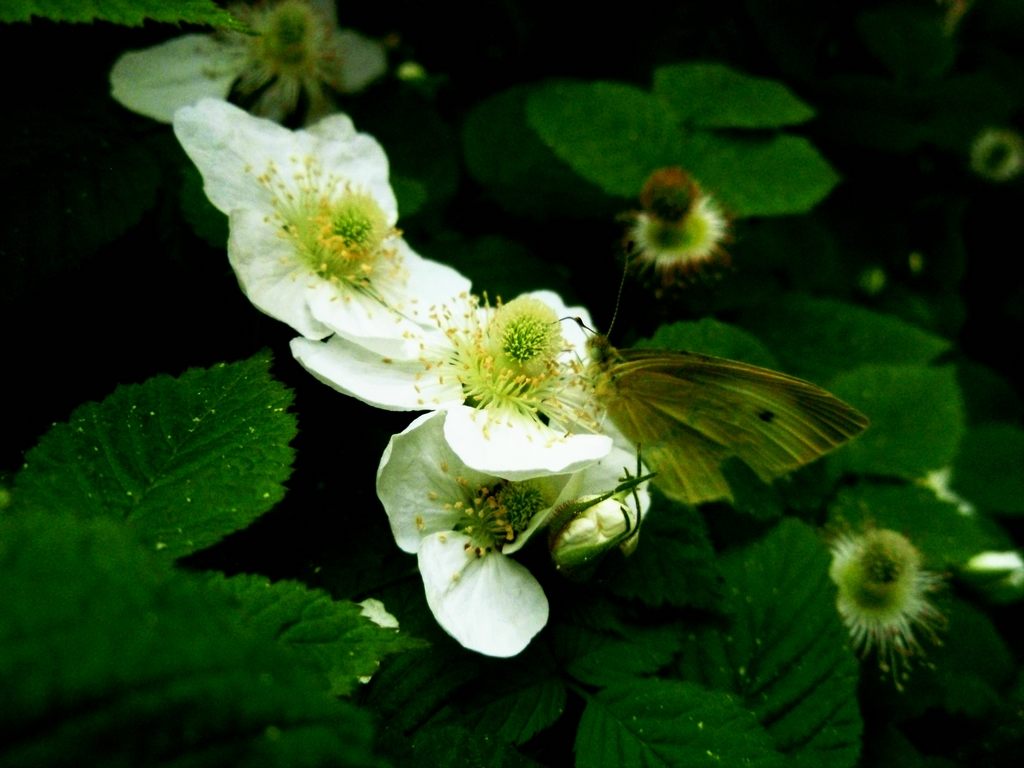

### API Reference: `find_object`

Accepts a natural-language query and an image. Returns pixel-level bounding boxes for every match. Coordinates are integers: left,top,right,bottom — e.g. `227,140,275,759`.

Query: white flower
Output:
829,527,945,689
110,0,387,124
376,410,645,657
292,290,613,477
173,98,469,349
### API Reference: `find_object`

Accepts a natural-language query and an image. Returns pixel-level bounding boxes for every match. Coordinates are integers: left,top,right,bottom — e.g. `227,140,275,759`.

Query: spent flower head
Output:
625,167,730,288
969,127,1024,183
174,99,469,349
828,526,945,689
376,410,645,656
292,290,612,477
111,0,386,124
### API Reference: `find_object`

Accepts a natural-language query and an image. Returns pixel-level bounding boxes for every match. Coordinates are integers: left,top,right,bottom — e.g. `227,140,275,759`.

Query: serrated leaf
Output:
653,62,814,128
558,625,681,687
676,130,839,217
407,724,527,768
462,86,611,218
828,483,1005,568
638,318,779,367
952,423,1024,515
828,364,965,480
678,520,862,768
13,351,296,559
526,80,684,197
365,645,484,735
603,498,724,610
890,599,1013,720
739,294,951,384
2,0,245,28
449,651,567,746
0,512,376,768
210,574,420,697
576,680,785,768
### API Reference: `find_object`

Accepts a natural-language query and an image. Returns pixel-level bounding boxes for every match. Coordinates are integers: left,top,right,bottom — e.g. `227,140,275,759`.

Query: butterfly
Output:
587,334,869,505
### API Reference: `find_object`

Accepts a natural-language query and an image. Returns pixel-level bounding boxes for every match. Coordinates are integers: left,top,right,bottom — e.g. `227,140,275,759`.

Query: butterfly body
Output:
587,335,869,505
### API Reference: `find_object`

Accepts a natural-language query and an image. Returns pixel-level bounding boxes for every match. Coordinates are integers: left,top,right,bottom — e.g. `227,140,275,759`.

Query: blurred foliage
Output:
2,1,1023,766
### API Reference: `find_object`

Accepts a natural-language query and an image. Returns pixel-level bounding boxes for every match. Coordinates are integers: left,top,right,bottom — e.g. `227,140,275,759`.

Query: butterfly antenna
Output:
606,248,631,339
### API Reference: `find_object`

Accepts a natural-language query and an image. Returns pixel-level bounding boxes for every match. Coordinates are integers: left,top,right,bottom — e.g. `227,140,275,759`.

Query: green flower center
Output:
262,2,316,68
454,480,546,553
283,189,392,286
445,296,565,416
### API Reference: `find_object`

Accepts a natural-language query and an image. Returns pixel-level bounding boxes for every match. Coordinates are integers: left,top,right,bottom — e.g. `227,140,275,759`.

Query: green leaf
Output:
828,483,1006,568
392,175,429,218
576,680,785,768
739,295,951,384
653,62,815,128
957,359,1023,425
857,6,956,83
13,351,296,559
558,625,681,687
435,234,573,300
357,91,460,218
462,86,611,218
365,645,484,735
828,364,965,480
210,574,420,697
407,723,527,768
952,423,1024,515
526,80,684,197
0,512,377,767
639,318,779,367
676,131,840,217
449,652,567,746
892,599,1014,719
180,162,228,247
0,108,161,302
602,498,724,610
678,520,862,768
2,0,245,28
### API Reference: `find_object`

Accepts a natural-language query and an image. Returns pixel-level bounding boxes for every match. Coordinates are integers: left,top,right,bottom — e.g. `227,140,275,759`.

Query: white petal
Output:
306,124,397,222
374,241,473,324
173,99,299,213
330,30,388,93
302,245,469,351
418,532,548,657
110,35,245,123
443,406,613,479
227,209,332,339
306,240,470,342
376,412,492,552
174,99,393,220
290,336,463,410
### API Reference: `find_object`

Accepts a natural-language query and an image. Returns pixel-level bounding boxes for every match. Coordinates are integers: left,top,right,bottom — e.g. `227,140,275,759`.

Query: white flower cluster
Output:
171,96,649,657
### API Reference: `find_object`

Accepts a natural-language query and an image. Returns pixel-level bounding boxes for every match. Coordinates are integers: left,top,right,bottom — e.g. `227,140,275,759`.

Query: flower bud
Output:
549,495,638,576
960,551,1024,603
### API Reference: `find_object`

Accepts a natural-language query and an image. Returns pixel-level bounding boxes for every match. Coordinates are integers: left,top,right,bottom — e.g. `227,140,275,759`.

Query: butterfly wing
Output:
594,347,869,505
